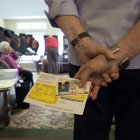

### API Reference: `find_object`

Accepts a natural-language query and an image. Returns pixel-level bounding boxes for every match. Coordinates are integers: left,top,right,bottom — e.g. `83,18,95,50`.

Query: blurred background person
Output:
0,41,34,85
45,35,59,74
26,34,39,54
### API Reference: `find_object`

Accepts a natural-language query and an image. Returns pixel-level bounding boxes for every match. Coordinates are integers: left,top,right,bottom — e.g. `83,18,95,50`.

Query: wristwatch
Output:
112,47,130,70
71,32,90,48
119,57,130,70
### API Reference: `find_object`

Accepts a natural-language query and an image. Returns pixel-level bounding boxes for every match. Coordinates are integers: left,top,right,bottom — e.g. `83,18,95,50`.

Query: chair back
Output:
0,60,10,69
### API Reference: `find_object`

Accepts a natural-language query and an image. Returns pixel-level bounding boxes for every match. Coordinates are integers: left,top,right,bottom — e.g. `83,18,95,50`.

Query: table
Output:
18,55,40,72
0,78,18,126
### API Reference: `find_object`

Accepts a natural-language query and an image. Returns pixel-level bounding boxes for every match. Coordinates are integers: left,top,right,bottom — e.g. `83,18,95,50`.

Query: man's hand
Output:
88,72,119,100
74,53,121,100
75,54,119,87
75,37,115,64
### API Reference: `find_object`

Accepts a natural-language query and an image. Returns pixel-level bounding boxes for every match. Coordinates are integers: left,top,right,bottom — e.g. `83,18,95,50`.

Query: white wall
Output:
4,18,61,35
0,18,5,27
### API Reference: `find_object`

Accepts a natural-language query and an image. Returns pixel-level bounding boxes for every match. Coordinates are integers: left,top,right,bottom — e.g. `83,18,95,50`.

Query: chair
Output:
0,63,14,126
58,54,69,73
0,60,10,69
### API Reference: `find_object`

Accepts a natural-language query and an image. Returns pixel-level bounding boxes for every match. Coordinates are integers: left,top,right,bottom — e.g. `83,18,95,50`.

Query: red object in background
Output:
45,36,58,49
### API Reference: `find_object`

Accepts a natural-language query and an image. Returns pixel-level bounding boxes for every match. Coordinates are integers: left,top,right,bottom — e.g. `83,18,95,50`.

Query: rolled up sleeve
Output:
44,0,79,19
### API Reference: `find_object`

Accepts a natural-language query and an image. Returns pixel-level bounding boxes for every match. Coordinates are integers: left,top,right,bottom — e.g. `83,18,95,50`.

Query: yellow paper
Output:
29,82,58,104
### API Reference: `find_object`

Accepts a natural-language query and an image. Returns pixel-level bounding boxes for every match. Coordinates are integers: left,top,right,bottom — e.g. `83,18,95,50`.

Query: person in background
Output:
45,0,140,140
4,29,19,52
45,35,59,74
16,33,28,55
26,34,39,54
0,27,8,42
0,41,34,85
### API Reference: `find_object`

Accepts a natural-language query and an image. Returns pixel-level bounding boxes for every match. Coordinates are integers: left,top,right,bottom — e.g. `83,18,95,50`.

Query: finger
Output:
74,65,86,79
101,74,112,83
110,72,119,80
79,71,90,87
98,47,115,60
92,76,101,86
89,85,100,100
91,76,107,87
75,65,93,88
100,81,107,87
93,75,107,87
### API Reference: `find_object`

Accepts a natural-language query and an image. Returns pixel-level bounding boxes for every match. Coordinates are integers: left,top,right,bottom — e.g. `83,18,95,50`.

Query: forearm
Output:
55,16,114,63
115,20,140,64
55,16,86,41
45,0,88,43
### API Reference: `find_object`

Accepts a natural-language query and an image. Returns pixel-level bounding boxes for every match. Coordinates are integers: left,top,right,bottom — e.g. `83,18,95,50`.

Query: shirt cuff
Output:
45,0,79,19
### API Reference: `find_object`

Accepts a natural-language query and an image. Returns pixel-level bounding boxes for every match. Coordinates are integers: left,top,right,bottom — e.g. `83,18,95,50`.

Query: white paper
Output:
24,72,91,115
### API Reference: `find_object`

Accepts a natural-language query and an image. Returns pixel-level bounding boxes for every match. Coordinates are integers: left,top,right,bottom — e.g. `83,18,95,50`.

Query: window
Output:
17,22,47,30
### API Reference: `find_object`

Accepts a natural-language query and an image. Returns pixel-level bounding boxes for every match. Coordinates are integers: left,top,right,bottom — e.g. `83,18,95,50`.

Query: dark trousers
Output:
19,69,34,86
69,63,140,140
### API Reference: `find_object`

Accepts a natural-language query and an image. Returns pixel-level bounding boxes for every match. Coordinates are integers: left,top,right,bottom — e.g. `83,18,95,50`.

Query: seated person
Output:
0,41,34,85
